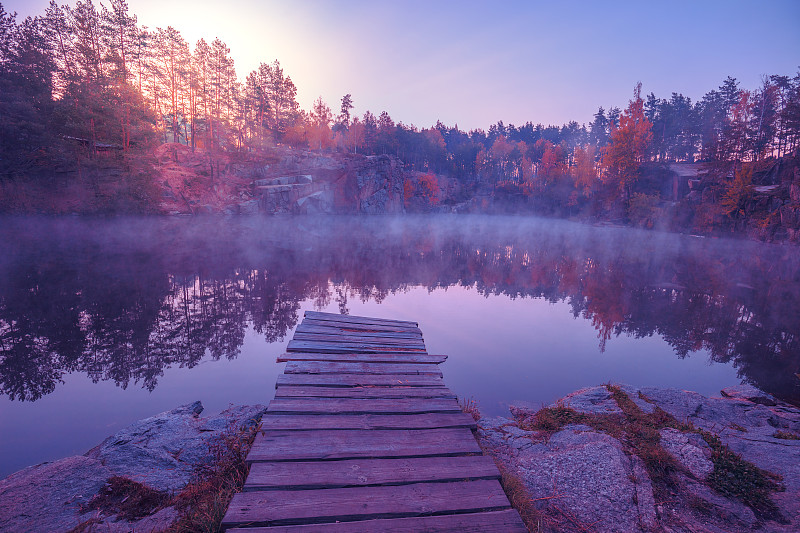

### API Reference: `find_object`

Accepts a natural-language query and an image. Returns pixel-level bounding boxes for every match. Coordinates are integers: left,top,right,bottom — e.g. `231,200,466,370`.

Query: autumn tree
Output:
601,83,653,201
404,172,440,211
721,165,755,230
572,145,597,199
307,96,333,150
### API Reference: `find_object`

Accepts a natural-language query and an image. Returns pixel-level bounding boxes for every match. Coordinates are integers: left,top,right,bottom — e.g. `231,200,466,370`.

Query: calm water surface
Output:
1,215,798,478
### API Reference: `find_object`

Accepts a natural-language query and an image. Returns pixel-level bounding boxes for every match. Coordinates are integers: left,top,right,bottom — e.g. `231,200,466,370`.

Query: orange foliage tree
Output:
601,83,653,200
404,173,441,210
570,145,597,205
307,96,333,150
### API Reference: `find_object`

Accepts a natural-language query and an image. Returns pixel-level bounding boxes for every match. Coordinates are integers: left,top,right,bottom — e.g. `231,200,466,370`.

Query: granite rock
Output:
87,402,266,492
0,402,266,532
480,384,800,532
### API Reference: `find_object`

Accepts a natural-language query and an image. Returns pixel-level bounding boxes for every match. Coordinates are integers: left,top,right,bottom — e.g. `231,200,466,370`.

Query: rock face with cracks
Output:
479,385,800,532
0,402,266,533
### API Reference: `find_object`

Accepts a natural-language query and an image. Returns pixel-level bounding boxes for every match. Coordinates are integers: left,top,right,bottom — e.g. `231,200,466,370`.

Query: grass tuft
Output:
166,421,259,533
772,430,800,440
459,397,482,421
513,403,587,433
701,431,786,521
84,476,170,521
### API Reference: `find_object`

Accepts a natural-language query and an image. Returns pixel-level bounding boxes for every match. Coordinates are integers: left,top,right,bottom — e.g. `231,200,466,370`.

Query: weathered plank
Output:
258,412,477,431
292,332,427,346
302,318,422,335
245,455,500,490
275,373,445,388
295,324,423,339
284,361,442,376
274,385,456,399
304,311,418,327
225,509,528,533
247,428,481,461
267,397,461,415
287,340,427,354
277,352,446,364
222,479,510,528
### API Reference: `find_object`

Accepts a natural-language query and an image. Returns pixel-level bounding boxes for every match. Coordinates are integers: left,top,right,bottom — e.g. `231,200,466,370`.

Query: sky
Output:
5,0,800,131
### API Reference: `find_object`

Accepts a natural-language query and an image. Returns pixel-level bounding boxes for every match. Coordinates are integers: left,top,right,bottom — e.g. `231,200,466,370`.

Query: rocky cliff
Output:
156,145,406,215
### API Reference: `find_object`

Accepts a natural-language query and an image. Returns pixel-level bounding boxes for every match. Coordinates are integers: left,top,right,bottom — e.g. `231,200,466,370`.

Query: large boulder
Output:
86,402,265,492
0,402,266,532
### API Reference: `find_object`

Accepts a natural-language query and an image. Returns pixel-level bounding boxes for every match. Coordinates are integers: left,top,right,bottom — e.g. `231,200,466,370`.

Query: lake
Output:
1,215,798,478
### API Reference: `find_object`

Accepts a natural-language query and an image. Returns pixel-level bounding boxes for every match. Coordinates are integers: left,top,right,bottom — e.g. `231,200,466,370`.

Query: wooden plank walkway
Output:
221,311,526,532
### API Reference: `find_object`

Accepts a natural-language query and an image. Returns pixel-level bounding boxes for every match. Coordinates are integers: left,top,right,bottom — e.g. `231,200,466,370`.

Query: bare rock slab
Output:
480,422,656,532
87,401,266,492
0,402,266,532
0,456,111,532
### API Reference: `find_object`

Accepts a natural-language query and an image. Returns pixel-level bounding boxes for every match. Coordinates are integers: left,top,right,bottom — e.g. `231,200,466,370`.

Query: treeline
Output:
2,1,800,227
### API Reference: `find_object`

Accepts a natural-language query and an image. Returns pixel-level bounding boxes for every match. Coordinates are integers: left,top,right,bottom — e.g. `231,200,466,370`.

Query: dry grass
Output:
772,430,800,440
459,396,482,421
513,403,587,433
83,476,170,521
165,422,259,533
501,385,787,526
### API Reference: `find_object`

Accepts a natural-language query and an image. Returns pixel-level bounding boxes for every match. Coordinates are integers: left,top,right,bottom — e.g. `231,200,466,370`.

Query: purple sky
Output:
6,0,800,130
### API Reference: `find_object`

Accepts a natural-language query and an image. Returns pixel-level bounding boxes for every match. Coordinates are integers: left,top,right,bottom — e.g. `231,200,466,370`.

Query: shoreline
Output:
1,383,798,532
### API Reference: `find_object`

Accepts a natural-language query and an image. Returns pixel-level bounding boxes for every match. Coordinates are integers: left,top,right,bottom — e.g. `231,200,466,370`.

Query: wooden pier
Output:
221,311,526,532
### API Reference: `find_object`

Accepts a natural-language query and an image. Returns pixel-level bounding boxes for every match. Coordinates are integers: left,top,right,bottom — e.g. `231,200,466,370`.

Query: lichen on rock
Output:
479,384,799,532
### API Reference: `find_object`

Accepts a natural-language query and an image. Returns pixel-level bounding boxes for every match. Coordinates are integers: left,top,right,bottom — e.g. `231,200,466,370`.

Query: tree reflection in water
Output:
1,215,798,404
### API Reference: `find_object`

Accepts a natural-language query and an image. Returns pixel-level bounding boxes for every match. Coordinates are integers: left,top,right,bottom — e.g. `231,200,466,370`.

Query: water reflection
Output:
1,215,798,404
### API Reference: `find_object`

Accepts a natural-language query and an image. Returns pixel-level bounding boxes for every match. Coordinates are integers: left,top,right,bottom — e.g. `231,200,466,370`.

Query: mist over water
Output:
1,215,799,478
